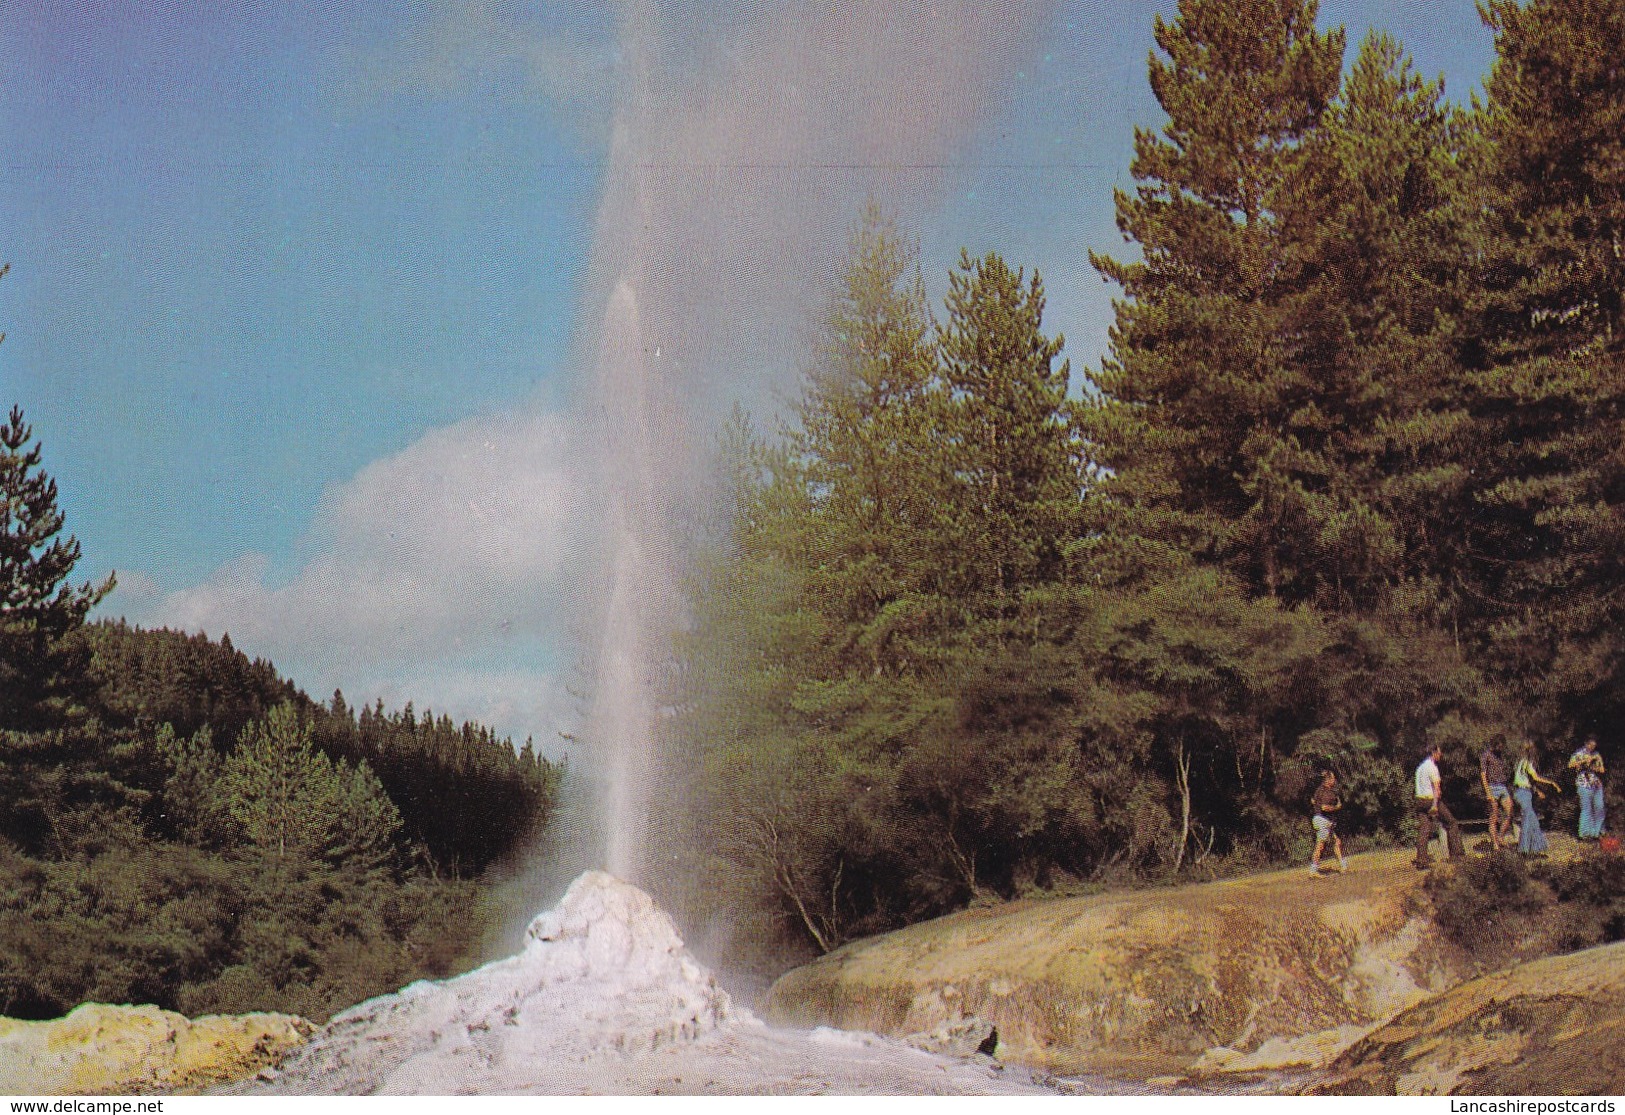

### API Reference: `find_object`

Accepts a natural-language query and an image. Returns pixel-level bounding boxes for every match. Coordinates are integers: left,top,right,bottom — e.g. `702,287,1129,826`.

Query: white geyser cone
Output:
235,872,1056,1096
245,872,734,1094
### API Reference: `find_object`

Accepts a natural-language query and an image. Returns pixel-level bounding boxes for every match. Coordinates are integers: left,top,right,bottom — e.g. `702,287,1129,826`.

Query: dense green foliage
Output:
77,620,561,877
1,397,113,731
1452,0,1625,733
671,0,1624,964
0,408,562,1020
1427,850,1625,962
320,695,559,877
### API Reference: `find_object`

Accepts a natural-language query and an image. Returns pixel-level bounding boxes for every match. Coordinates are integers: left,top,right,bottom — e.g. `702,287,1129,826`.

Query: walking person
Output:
1569,736,1606,841
1481,742,1515,849
1414,744,1463,869
1309,770,1347,877
1513,741,1562,856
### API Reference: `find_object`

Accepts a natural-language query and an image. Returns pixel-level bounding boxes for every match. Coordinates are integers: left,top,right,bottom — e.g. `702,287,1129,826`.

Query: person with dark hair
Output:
1513,741,1561,856
1414,744,1463,869
1309,770,1346,877
1569,736,1606,841
1480,742,1514,849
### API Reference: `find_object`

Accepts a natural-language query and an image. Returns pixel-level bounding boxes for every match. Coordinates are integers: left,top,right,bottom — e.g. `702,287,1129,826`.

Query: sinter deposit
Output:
766,846,1463,1079
235,872,1053,1095
1307,938,1625,1096
0,1005,310,1095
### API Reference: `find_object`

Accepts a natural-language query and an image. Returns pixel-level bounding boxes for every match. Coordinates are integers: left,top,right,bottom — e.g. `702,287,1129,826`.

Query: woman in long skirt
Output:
1513,741,1562,855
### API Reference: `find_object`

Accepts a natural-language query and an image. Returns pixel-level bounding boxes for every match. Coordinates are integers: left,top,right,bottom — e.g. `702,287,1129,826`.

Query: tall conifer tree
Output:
1083,0,1344,599
1458,0,1625,724
1,403,113,730
791,204,944,673
937,251,1078,608
1277,32,1466,611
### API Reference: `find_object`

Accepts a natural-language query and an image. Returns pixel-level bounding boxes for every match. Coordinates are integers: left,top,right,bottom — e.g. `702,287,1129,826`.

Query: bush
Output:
0,843,244,1018
1426,851,1549,955
1429,848,1625,964
0,834,490,1023
1535,850,1625,907
1531,851,1625,948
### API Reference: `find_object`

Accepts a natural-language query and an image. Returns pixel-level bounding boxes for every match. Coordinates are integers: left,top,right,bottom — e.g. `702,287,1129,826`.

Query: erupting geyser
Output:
233,872,730,1093
589,280,670,883
568,1,1042,891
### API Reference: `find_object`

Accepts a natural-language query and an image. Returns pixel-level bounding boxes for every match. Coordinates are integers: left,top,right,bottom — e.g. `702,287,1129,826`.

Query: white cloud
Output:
116,407,581,745
102,568,162,609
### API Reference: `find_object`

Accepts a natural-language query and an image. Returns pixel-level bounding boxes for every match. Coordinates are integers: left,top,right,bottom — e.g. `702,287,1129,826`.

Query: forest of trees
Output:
666,0,1625,962
5,0,1621,1017
0,402,562,1020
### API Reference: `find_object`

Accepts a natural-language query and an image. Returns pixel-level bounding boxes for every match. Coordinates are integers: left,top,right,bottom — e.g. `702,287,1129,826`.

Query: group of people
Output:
1306,737,1609,876
1469,736,1609,859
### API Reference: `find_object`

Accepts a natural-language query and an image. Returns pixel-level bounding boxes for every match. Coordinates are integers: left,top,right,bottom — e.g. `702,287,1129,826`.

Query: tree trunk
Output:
1174,740,1193,873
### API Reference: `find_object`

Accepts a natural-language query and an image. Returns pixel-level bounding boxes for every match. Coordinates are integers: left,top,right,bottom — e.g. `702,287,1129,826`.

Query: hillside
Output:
0,621,565,1026
79,621,563,878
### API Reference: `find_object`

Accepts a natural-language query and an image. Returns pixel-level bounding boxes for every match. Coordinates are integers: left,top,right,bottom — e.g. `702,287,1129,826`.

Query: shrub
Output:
1531,851,1625,947
1429,848,1625,964
1534,850,1625,907
1426,851,1549,954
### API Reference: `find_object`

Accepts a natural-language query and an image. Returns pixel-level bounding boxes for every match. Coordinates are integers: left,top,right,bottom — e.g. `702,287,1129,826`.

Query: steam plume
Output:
574,1,1047,883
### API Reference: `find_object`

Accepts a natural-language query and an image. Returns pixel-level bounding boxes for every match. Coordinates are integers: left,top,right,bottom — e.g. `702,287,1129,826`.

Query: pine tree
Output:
221,702,402,869
790,204,946,676
1083,0,1345,599
674,219,1095,941
1273,31,1467,611
1,402,114,729
1455,0,1625,725
156,723,238,847
667,212,959,949
936,250,1079,608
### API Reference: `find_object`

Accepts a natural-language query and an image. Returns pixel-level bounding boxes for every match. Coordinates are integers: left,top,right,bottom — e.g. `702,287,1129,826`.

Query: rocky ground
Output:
767,844,1457,1080
6,842,1620,1096
0,1005,310,1095
1308,938,1625,1095
766,836,1625,1095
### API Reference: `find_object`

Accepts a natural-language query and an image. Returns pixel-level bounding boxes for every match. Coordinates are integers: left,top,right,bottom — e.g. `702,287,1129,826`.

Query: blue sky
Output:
1,1,1497,747
2,3,612,587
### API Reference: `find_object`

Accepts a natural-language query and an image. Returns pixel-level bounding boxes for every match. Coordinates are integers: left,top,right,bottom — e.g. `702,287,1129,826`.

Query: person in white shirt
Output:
1414,744,1462,868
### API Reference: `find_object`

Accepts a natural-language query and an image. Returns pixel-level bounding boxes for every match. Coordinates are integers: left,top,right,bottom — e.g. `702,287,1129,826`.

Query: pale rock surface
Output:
1307,938,1625,1095
233,871,1054,1095
767,846,1461,1077
0,1004,310,1095
1189,1024,1371,1075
